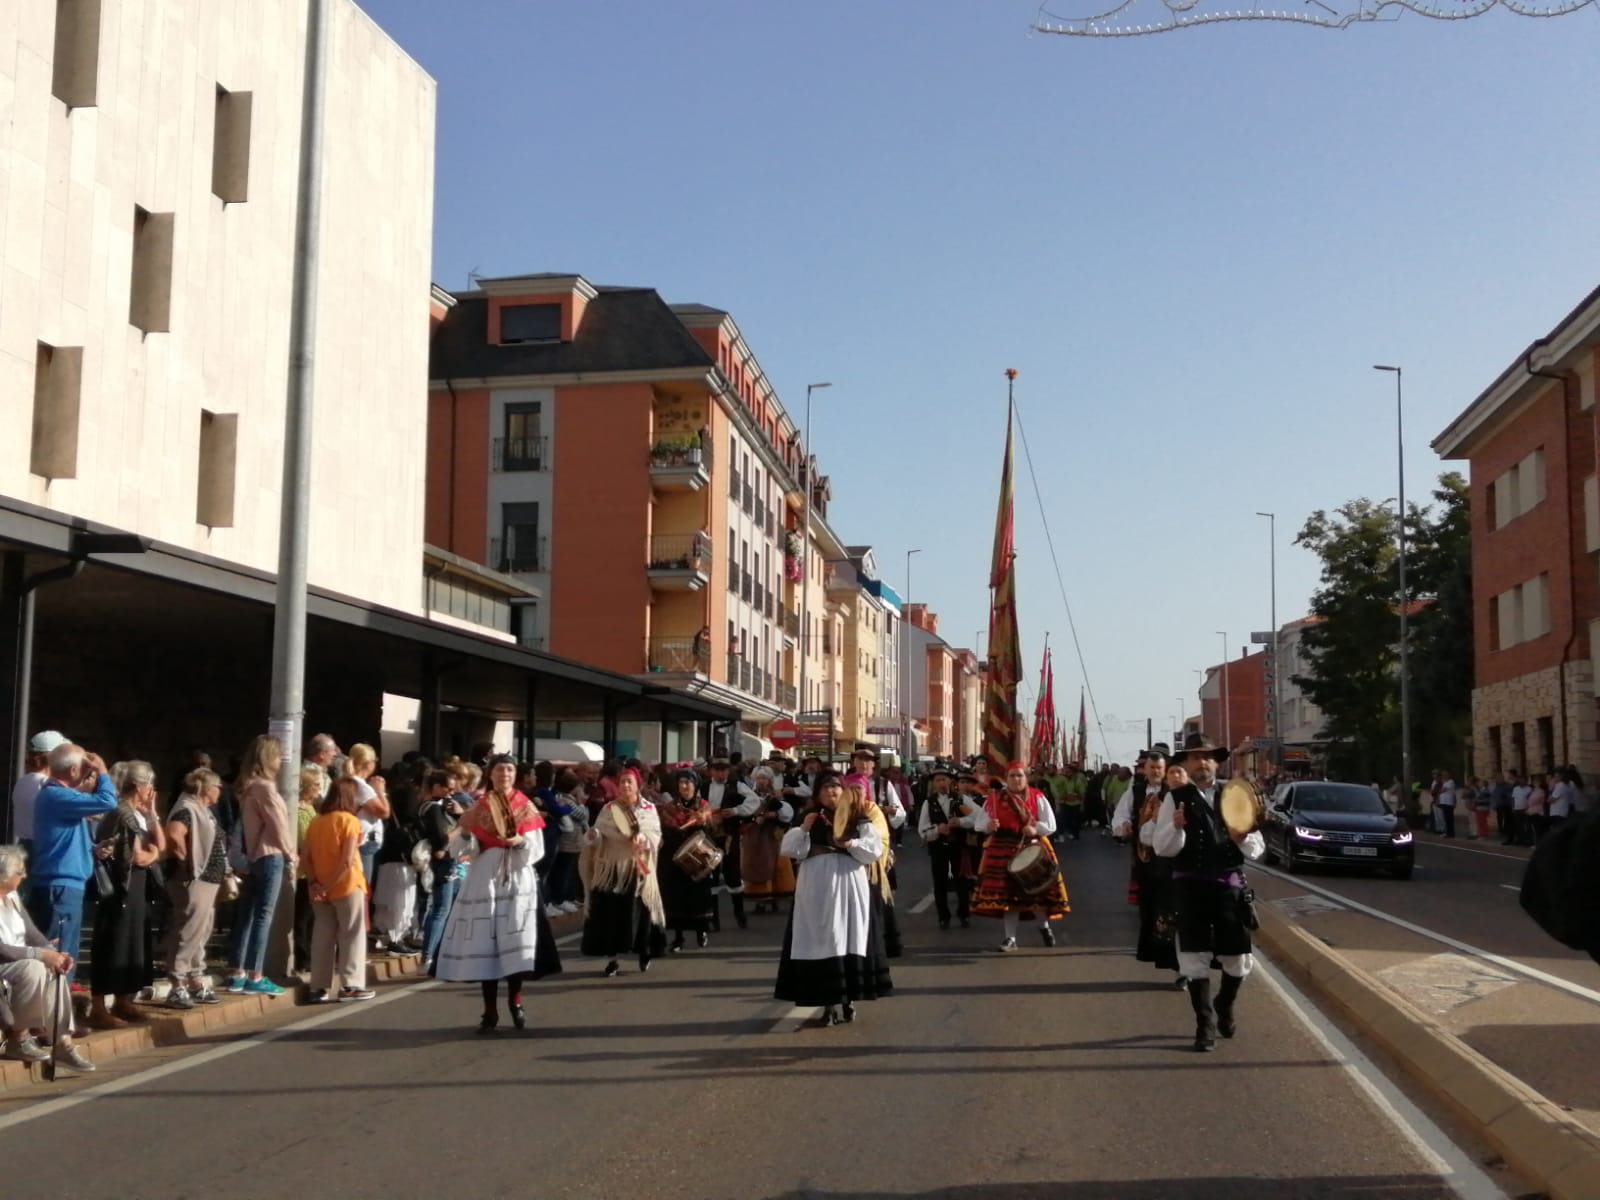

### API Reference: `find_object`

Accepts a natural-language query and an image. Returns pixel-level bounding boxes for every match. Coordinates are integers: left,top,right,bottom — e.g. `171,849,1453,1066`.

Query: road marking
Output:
1418,841,1527,863
764,1003,821,1033
909,891,935,915
1255,960,1507,1200
0,977,439,1134
1256,864,1600,1006
1500,885,1521,893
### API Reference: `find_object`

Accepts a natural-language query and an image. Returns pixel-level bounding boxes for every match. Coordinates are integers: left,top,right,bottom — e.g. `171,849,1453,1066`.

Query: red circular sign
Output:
769,718,799,749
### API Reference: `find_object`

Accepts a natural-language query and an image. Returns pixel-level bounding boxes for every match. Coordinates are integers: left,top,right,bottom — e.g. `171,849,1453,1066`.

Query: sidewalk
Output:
1256,875,1600,1200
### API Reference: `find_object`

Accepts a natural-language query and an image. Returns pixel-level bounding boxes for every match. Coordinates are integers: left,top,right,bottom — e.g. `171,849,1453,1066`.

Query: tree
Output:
1292,473,1473,789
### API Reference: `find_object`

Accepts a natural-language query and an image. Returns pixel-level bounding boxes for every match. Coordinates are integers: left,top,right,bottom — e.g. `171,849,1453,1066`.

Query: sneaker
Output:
545,904,563,918
304,989,331,1005
558,901,579,914
997,938,1018,953
166,986,195,1011
3,1035,50,1063
242,978,285,997
224,975,248,994
338,987,376,1002
1039,925,1056,948
52,1044,95,1073
190,986,221,1006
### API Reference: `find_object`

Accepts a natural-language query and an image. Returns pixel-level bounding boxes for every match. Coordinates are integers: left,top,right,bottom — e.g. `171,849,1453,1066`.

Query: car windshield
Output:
1292,785,1387,814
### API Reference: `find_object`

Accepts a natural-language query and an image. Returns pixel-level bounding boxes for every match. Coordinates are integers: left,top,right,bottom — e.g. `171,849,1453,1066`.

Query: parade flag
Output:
983,376,1023,766
1031,644,1057,766
1073,689,1087,766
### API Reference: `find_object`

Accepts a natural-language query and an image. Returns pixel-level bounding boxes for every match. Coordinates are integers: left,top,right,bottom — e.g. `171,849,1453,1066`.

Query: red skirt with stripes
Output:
970,831,1069,920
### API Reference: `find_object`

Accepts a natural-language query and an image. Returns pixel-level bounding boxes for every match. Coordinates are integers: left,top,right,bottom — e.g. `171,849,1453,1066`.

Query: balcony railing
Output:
742,482,753,515
493,436,549,472
765,511,775,541
729,468,741,501
783,606,800,638
727,653,745,690
489,534,546,573
647,532,711,571
755,497,767,530
648,636,710,674
649,443,709,470
740,572,752,604
764,591,774,621
753,580,765,614
741,659,753,692
778,681,798,710
727,562,740,594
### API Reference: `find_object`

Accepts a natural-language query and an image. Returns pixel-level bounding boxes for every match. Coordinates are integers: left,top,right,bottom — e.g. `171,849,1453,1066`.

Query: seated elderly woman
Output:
0,844,95,1072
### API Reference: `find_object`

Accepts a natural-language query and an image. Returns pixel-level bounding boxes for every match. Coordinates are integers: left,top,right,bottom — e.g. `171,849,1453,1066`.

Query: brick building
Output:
1432,286,1600,780
1197,648,1268,758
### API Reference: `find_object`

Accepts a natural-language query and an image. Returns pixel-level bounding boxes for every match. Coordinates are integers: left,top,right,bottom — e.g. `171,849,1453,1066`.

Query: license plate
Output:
1342,846,1379,857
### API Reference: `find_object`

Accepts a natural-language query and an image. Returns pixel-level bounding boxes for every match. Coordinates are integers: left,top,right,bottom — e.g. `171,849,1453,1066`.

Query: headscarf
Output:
669,769,701,804
464,753,543,843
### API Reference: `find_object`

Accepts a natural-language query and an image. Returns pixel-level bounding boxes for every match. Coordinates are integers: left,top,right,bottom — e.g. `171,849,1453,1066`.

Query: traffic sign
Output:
769,718,799,750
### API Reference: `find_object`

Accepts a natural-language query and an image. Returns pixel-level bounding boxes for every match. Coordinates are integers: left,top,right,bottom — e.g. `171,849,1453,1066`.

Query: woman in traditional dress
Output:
435,754,561,1034
741,767,795,915
775,774,893,1027
89,762,165,1029
971,761,1070,952
657,769,717,952
581,768,666,976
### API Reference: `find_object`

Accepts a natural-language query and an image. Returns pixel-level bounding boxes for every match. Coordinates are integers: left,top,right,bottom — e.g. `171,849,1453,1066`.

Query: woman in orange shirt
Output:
302,777,374,1003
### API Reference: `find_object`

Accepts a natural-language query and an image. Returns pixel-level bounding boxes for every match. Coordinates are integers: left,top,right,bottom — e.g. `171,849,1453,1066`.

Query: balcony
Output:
778,681,798,710
493,436,549,472
727,561,741,596
740,572,752,604
649,442,710,492
741,481,754,516
729,468,741,501
647,532,711,591
648,636,710,675
489,534,546,574
755,497,767,531
753,580,765,614
728,653,755,694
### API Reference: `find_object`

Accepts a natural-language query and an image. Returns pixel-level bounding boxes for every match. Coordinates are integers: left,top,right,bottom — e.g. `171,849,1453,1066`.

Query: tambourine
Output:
1219,778,1265,836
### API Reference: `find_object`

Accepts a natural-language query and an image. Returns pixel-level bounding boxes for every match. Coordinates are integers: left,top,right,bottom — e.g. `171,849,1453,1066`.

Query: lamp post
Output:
1256,511,1278,770
1216,631,1230,768
798,381,831,724
1176,696,1186,743
903,548,922,763
1374,364,1411,808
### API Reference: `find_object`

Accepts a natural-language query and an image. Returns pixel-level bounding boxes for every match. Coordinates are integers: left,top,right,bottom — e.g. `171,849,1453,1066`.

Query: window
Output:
196,410,238,528
30,342,83,480
1493,574,1550,649
51,0,101,109
129,206,174,333
501,402,543,470
210,85,253,203
1537,716,1555,772
1586,476,1599,554
1510,721,1527,774
1492,449,1546,530
498,502,542,572
499,303,562,344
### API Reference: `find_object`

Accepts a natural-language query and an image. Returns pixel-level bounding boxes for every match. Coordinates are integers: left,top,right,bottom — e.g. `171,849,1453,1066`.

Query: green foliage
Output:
1292,472,1472,787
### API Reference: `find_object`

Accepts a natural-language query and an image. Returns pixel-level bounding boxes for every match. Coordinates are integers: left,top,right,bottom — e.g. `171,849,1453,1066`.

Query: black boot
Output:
730,894,748,931
1215,974,1243,1039
1188,978,1217,1052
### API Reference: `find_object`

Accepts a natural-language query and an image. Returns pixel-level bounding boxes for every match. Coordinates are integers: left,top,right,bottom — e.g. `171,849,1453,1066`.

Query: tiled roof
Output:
431,287,716,380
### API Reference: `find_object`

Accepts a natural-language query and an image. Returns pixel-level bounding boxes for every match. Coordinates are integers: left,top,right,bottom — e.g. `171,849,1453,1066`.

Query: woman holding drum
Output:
970,761,1070,951
657,769,720,952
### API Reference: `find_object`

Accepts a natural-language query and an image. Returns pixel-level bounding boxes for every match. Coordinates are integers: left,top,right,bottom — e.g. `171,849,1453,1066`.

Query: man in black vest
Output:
1150,733,1265,1051
1113,743,1183,987
917,764,980,929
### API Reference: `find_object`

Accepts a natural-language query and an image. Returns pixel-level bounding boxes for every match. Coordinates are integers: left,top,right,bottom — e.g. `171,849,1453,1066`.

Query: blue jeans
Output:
419,868,459,966
229,854,285,976
547,851,578,905
359,843,379,900
27,883,86,985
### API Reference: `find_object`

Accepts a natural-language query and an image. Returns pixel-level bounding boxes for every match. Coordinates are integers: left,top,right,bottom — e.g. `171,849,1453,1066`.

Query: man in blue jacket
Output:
25,743,116,983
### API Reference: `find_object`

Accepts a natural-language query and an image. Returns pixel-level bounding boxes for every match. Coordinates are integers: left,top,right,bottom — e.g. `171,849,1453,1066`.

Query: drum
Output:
1007,842,1058,894
672,830,725,882
1220,779,1265,836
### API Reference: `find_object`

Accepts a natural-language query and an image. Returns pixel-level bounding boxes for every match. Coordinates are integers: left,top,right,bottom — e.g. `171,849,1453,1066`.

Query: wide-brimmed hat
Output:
1170,733,1228,764
850,745,878,761
1136,742,1173,764
928,763,954,779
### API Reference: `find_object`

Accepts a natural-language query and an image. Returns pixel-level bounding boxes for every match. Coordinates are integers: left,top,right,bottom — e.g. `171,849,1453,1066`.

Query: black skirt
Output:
1135,863,1179,970
658,860,716,932
874,890,903,959
1173,878,1253,958
581,888,665,958
773,895,894,1007
91,867,154,997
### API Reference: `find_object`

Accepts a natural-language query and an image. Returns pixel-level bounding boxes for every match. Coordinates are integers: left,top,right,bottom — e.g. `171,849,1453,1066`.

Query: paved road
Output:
0,832,1519,1200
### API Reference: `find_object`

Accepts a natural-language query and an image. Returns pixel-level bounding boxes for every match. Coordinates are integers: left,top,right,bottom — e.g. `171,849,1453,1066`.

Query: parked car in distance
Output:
1262,781,1414,879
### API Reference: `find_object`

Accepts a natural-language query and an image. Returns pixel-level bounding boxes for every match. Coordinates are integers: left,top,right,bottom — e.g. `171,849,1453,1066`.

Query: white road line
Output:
1499,885,1521,893
765,1003,821,1033
1418,841,1527,863
0,978,439,1135
909,891,936,915
1255,960,1506,1200
1257,864,1600,1006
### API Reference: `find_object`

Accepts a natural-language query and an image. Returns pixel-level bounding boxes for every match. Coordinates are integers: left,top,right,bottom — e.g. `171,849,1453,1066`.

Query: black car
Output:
1262,781,1414,879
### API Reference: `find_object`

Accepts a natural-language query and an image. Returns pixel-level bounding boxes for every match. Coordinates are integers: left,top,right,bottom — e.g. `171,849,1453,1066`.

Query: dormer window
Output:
500,303,562,344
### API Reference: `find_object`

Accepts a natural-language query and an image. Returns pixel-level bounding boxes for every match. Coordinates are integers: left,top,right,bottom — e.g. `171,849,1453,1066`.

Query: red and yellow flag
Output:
1031,645,1057,766
983,380,1023,767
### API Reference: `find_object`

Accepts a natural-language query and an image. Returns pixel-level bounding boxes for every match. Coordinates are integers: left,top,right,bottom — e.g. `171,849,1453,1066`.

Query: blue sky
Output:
361,0,1600,762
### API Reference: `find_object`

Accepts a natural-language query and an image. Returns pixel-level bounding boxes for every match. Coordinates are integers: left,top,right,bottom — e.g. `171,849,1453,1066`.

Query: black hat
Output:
813,770,844,792
957,770,979,784
801,754,823,766
929,763,954,779
850,745,878,761
1137,742,1173,763
708,756,731,768
1170,733,1228,764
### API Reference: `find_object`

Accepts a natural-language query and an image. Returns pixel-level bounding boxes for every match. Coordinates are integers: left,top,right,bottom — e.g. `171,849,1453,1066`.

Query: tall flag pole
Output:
983,370,1023,767
1031,639,1056,766
1074,687,1087,766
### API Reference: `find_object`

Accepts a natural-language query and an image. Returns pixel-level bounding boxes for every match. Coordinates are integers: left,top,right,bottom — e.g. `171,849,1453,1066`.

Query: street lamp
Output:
798,381,831,721
1374,364,1411,807
1216,631,1231,768
903,548,922,763
1256,511,1278,771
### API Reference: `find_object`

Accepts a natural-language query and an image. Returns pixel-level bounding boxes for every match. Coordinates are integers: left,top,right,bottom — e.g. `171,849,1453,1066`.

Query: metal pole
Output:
266,0,330,978
1257,511,1278,770
798,382,829,723
1376,366,1411,804
904,548,921,762
1217,631,1230,768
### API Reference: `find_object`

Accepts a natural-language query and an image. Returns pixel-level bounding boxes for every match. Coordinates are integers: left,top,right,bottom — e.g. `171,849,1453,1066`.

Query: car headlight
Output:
1392,830,1413,845
1294,826,1324,841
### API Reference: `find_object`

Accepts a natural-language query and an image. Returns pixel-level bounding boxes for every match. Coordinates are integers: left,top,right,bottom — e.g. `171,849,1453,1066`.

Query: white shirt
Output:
1149,785,1265,863
707,778,759,819
0,891,29,948
971,791,1058,836
917,790,979,844
875,779,909,830
1549,781,1574,819
1437,780,1457,809
1512,785,1531,813
10,772,46,841
354,777,383,848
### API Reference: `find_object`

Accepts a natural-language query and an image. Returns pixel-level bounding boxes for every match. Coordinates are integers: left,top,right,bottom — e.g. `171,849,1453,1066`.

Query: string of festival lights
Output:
1034,0,1596,38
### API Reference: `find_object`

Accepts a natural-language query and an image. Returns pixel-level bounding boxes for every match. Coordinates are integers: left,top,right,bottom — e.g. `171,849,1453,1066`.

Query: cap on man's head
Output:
28,730,67,754
850,745,878,761
708,756,731,769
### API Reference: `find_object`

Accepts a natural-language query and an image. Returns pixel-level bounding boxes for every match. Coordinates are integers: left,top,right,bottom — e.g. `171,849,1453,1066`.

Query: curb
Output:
1257,905,1600,1200
0,951,425,1093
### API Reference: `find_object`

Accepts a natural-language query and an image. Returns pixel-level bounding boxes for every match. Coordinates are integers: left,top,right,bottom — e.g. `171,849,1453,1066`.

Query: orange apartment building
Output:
903,603,983,760
1433,285,1600,780
426,273,849,756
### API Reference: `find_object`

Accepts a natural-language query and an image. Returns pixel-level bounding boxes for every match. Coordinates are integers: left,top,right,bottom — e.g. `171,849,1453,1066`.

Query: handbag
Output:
92,859,116,900
218,873,241,903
